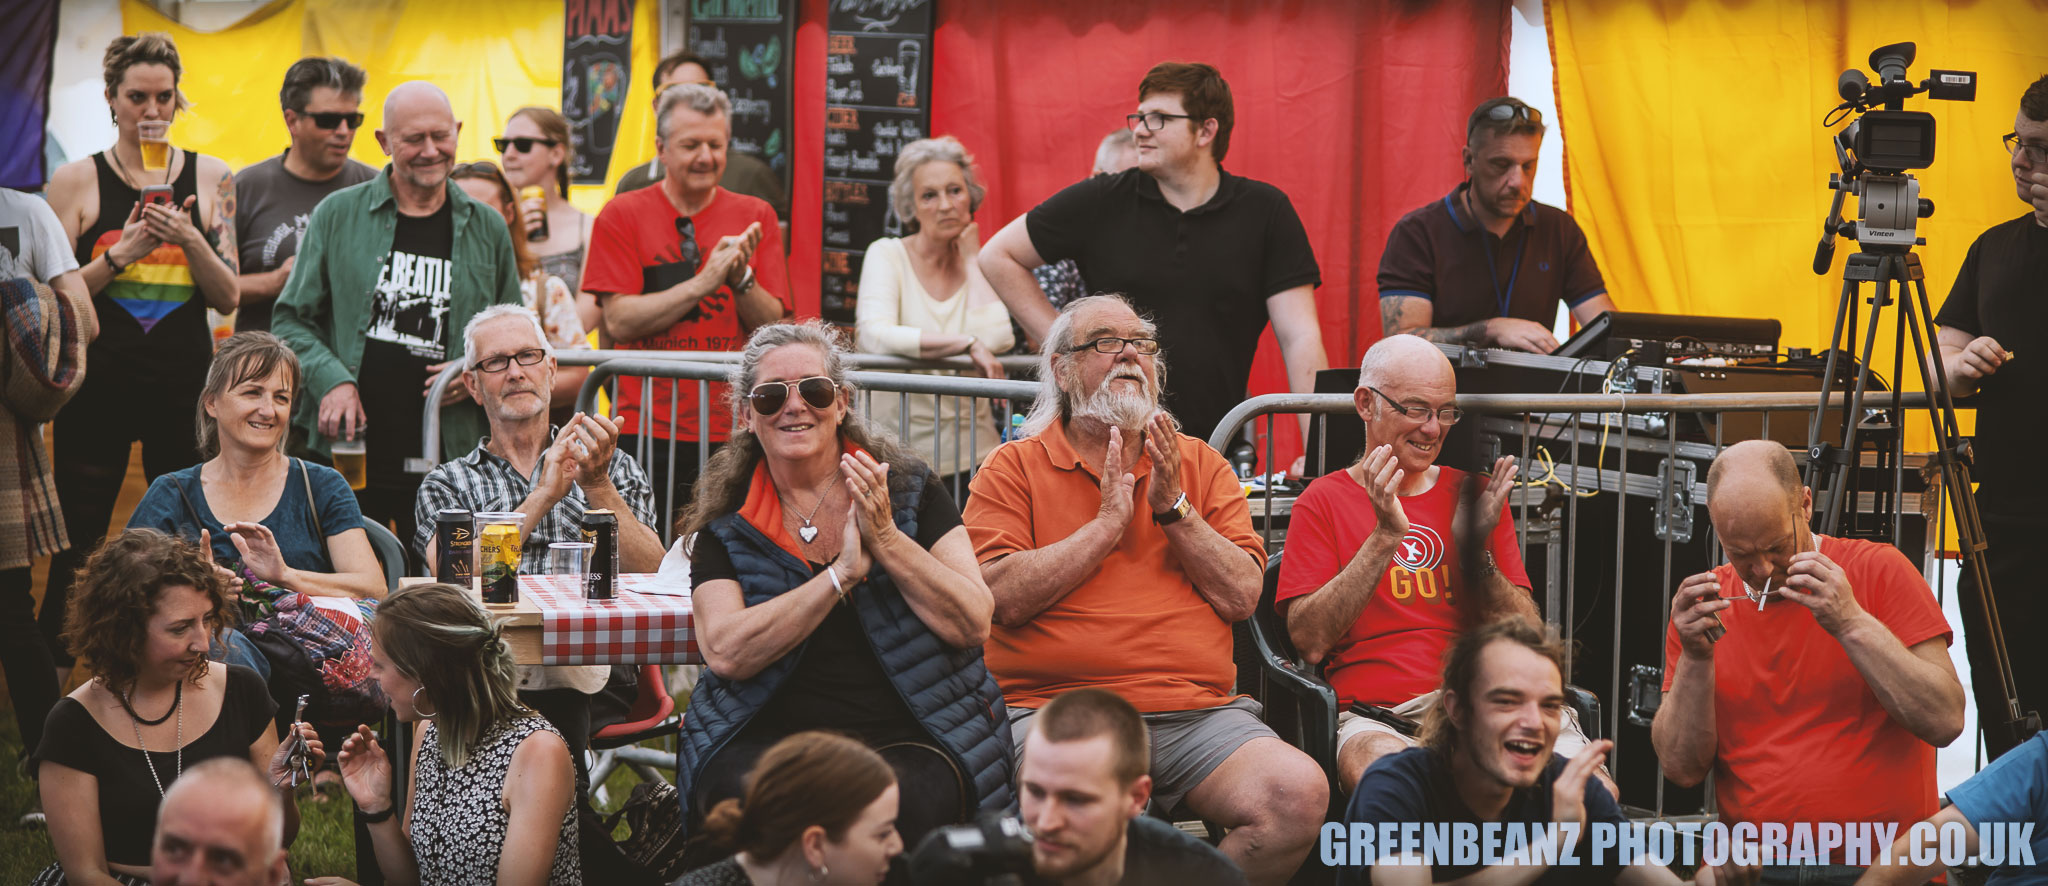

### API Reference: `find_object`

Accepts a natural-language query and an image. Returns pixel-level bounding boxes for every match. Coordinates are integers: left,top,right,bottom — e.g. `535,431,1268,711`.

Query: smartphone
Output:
140,184,174,208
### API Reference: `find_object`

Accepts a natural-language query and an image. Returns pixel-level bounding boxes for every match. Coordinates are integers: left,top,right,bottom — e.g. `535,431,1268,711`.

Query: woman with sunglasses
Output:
853,136,1014,499
451,160,591,414
498,107,599,338
674,321,1011,857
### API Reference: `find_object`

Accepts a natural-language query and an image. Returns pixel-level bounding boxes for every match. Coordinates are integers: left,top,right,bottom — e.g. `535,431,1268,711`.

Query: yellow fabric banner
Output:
1549,1,2048,449
120,0,659,215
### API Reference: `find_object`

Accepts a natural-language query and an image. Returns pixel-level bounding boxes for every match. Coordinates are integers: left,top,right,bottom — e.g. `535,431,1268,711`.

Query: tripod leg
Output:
1806,274,1859,490
1825,273,1891,536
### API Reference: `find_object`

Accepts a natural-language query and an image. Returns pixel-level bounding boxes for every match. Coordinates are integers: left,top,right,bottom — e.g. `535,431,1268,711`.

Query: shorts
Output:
1009,696,1275,818
1336,689,1595,760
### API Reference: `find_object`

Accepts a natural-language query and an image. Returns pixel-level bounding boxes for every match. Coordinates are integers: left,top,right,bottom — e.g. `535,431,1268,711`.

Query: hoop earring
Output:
411,686,438,718
809,864,828,883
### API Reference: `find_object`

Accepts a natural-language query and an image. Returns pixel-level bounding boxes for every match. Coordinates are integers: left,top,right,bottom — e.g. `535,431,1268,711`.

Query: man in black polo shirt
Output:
1377,97,1615,354
1933,73,2048,760
980,61,1328,444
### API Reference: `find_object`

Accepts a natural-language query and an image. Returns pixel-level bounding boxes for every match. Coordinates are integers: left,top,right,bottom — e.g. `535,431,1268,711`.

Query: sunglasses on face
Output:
748,376,838,415
494,136,560,154
301,111,365,130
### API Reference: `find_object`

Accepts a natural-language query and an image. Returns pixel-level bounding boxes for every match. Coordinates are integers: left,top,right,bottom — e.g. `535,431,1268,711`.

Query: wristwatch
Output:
734,266,756,292
1153,491,1191,526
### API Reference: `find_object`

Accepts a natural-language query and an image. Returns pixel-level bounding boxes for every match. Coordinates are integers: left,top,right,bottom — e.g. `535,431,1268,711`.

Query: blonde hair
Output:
373,583,529,769
103,32,189,111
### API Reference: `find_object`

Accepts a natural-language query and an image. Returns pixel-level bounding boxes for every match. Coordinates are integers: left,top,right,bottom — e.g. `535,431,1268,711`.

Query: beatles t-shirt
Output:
358,200,453,487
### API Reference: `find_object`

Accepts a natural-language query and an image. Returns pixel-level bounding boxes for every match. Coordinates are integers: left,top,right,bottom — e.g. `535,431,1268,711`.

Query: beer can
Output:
435,508,474,586
580,509,619,600
478,520,523,604
520,185,550,243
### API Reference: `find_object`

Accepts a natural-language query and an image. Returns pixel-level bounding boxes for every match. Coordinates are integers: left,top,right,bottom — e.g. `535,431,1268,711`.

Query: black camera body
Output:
1813,43,1976,271
908,813,1036,885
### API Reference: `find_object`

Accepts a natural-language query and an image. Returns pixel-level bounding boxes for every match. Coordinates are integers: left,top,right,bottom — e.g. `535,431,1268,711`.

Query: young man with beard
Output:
1018,688,1247,885
232,57,377,332
963,294,1327,885
1342,619,1755,886
273,80,522,549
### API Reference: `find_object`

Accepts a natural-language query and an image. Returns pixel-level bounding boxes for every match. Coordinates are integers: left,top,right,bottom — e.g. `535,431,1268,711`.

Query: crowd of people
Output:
4,24,2048,886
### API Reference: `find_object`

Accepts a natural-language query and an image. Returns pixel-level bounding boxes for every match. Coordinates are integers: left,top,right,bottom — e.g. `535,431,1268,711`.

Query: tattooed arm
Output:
186,158,240,313
1380,294,1559,353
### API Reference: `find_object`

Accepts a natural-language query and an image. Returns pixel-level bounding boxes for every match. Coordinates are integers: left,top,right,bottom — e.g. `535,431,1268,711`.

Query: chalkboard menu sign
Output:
820,0,934,324
686,0,795,196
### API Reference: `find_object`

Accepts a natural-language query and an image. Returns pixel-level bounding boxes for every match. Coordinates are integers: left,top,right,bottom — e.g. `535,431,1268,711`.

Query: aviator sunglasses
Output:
748,376,838,415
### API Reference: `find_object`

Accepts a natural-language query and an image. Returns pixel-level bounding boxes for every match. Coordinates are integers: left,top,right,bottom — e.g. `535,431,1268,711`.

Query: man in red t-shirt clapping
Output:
1657,440,1964,882
1278,334,1605,794
582,82,788,526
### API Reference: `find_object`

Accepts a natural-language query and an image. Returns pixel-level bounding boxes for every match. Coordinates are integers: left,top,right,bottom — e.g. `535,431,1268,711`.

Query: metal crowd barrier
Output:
1208,388,1942,818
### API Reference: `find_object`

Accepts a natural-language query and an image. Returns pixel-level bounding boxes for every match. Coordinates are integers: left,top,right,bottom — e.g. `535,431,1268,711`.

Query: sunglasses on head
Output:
494,136,560,154
747,377,838,415
1481,101,1542,126
301,111,365,130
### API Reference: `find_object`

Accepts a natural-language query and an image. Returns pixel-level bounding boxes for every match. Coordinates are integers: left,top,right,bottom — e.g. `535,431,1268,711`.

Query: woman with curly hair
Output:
31,528,321,886
322,582,580,885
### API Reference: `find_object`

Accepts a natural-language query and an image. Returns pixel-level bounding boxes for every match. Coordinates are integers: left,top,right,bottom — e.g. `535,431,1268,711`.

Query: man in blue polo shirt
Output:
1378,97,1615,354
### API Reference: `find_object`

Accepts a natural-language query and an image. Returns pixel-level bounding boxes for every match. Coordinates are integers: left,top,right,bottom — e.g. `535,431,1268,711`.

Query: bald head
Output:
383,80,452,122
152,758,286,886
1359,334,1453,391
1706,440,1813,593
377,80,459,192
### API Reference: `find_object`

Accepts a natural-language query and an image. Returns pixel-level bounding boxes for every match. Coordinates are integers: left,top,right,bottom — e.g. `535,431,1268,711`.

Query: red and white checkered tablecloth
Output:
519,574,699,666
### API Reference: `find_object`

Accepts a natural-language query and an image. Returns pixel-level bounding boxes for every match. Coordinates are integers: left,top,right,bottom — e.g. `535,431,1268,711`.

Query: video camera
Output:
908,812,1036,885
1812,42,1976,271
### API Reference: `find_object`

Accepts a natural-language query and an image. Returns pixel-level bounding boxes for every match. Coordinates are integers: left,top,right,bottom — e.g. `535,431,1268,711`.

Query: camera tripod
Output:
1803,246,2041,751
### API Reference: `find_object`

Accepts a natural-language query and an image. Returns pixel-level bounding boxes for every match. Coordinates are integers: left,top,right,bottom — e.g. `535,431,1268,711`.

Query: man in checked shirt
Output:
412,303,665,794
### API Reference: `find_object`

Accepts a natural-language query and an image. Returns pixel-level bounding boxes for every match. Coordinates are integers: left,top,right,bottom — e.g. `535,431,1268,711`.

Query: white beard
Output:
1071,369,1159,432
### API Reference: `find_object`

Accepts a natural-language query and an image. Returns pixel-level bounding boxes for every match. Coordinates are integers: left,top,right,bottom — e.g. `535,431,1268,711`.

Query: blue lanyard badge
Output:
1483,226,1529,319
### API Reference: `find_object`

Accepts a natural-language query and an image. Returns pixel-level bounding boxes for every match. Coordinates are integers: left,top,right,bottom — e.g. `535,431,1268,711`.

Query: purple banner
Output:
0,0,60,189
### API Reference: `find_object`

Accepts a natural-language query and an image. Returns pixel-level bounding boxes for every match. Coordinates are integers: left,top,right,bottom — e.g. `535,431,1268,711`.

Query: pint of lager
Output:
139,121,170,171
331,438,367,490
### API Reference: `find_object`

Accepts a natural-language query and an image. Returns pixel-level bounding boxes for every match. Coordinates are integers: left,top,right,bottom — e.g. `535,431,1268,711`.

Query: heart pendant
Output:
798,524,819,543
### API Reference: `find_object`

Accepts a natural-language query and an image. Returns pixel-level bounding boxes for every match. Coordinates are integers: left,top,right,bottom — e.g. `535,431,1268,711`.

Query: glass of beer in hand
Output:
139,121,171,171
330,438,367,491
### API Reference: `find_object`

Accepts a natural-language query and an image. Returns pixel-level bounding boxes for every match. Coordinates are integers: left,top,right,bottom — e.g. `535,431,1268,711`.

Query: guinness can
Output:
435,508,474,586
580,509,619,600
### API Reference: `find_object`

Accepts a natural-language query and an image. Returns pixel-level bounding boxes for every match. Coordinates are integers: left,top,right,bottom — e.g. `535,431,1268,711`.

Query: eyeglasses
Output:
1480,101,1543,127
494,136,560,154
300,111,364,131
1126,111,1195,133
474,348,548,373
1062,336,1161,356
674,216,703,274
1367,385,1463,425
2004,133,2048,165
748,376,839,415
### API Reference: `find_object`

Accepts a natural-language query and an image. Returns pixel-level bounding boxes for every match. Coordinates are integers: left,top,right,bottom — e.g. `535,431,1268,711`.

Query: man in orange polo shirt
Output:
1655,440,1964,885
964,294,1328,885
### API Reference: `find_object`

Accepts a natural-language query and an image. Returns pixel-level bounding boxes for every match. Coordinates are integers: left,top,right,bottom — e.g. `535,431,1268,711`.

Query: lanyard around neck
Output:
1466,185,1529,318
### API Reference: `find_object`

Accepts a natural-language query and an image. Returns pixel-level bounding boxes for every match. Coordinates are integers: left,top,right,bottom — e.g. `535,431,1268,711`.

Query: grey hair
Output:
279,56,365,114
656,82,731,142
1094,128,1136,174
1018,293,1163,439
462,303,553,371
721,320,852,425
161,757,283,858
887,135,986,235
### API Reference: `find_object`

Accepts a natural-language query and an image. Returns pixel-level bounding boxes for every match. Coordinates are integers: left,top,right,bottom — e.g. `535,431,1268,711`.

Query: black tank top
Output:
73,150,211,382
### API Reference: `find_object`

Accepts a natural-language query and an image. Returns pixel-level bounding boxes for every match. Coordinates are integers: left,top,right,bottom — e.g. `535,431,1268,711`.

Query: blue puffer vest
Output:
677,473,1014,836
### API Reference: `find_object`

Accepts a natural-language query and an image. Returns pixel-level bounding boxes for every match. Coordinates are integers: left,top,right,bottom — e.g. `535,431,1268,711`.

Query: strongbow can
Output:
435,508,474,586
580,509,618,600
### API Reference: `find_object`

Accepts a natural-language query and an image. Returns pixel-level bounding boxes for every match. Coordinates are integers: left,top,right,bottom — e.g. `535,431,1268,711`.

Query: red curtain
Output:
790,0,1509,462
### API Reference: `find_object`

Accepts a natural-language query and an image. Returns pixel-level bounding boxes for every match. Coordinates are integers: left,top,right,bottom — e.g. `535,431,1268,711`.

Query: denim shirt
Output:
272,167,522,463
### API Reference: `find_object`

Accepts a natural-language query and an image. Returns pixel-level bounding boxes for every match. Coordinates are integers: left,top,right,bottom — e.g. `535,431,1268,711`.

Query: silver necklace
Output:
127,685,184,798
784,482,837,544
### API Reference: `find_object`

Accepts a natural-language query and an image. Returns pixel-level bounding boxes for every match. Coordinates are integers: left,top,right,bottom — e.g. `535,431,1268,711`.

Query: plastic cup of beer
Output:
475,512,526,606
330,438,367,491
138,121,170,171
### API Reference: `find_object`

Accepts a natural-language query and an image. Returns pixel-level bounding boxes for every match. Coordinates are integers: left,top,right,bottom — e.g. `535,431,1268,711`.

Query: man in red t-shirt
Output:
582,82,788,524
1279,334,1582,793
1656,440,1963,879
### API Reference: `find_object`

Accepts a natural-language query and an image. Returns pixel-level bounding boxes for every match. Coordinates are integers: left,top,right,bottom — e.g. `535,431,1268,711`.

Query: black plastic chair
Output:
361,520,405,593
